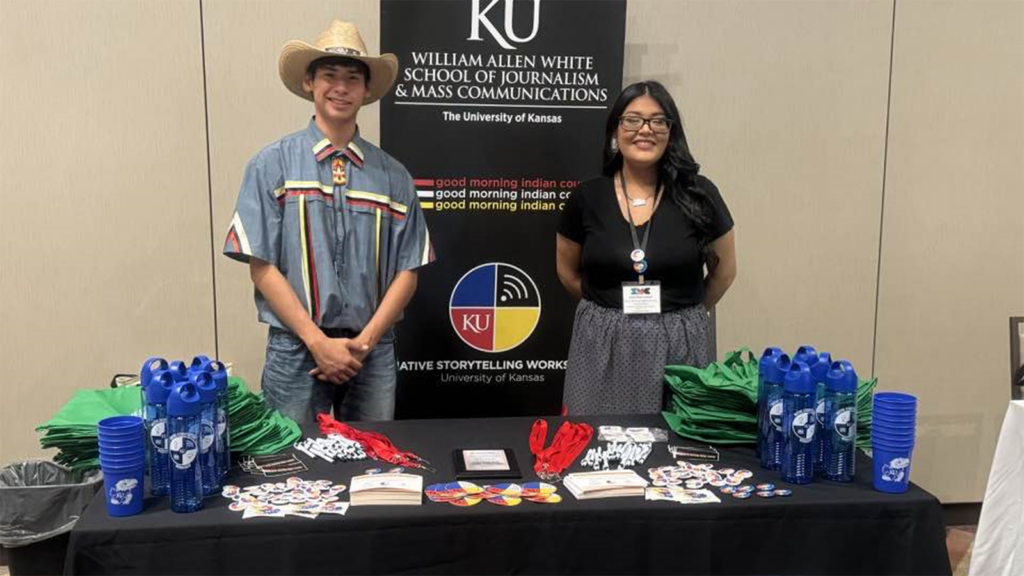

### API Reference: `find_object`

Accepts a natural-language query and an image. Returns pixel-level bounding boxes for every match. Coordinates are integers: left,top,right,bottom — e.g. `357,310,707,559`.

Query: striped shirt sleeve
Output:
391,166,436,272
223,149,284,265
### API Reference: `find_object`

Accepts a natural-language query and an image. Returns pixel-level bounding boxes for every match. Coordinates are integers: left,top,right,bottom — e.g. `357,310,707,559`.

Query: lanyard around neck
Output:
619,171,661,283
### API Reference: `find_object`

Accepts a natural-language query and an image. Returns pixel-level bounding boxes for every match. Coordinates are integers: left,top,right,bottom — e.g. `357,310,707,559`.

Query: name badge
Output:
622,281,661,315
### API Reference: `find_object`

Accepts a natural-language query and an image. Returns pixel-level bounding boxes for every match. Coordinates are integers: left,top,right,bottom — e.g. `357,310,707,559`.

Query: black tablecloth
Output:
65,414,950,575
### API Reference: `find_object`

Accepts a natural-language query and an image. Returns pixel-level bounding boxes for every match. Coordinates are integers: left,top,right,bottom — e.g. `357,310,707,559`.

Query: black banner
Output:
381,0,626,418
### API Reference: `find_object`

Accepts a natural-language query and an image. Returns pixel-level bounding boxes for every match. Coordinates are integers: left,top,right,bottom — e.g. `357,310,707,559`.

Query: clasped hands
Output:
307,334,372,385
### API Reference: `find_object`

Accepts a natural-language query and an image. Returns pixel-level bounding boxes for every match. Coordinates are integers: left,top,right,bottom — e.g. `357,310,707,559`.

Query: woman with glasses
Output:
555,80,737,415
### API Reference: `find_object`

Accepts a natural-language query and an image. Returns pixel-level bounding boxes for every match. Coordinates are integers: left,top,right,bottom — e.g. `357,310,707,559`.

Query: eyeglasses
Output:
618,115,673,134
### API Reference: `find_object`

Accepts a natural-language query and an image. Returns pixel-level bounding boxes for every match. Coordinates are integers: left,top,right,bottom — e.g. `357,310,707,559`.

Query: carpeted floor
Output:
948,525,977,576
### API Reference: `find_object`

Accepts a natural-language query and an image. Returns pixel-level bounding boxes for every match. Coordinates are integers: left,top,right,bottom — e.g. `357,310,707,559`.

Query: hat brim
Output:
278,41,398,105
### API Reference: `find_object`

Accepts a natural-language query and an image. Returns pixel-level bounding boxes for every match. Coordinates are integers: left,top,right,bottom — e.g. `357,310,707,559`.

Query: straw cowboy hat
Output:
279,20,398,104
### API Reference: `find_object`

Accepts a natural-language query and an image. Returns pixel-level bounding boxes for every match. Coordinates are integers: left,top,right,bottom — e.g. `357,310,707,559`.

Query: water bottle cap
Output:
167,382,203,416
145,370,175,404
793,345,819,370
811,352,833,383
190,372,218,402
759,347,784,373
168,361,190,382
200,360,229,391
764,353,792,383
140,356,168,390
825,360,858,393
784,361,815,394
188,355,211,374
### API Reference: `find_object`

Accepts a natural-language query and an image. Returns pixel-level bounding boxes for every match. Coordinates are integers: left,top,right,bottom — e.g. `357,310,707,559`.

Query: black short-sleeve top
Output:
557,175,733,311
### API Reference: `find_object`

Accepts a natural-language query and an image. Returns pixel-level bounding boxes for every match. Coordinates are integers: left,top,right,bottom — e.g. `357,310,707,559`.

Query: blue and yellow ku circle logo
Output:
449,263,541,353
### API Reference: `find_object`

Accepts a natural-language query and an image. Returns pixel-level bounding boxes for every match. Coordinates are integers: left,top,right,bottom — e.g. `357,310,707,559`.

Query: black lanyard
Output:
619,171,661,283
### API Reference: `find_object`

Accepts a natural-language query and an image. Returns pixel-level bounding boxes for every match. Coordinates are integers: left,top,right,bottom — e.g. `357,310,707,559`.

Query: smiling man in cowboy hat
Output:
224,20,435,423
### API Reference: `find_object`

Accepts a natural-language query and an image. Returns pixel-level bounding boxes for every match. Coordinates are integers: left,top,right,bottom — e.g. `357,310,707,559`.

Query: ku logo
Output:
467,0,541,50
450,263,541,352
790,409,816,443
108,478,138,506
881,457,910,483
461,314,492,333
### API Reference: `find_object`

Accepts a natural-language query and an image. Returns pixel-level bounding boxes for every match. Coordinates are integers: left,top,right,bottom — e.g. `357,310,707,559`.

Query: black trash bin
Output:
0,460,102,576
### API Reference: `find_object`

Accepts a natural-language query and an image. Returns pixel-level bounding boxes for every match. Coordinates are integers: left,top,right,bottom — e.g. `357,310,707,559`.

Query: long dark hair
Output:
603,80,719,270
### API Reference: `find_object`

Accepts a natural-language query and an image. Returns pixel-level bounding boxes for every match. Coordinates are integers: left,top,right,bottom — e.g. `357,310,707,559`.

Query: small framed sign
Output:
453,448,521,480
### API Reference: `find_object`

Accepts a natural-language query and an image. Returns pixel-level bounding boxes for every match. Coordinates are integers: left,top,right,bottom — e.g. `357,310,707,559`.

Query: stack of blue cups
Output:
871,392,918,493
97,415,146,517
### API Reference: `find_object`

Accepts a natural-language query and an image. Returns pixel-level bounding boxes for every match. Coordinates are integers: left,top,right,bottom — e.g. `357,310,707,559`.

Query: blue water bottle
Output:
823,360,858,482
811,351,833,474
793,345,818,372
166,382,204,513
168,360,189,383
201,360,231,481
191,372,220,495
760,353,792,470
144,371,175,496
756,347,784,458
782,361,817,484
139,356,168,414
187,355,211,377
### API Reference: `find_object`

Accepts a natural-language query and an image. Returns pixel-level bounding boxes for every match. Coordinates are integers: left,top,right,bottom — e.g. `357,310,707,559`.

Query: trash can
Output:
0,460,102,576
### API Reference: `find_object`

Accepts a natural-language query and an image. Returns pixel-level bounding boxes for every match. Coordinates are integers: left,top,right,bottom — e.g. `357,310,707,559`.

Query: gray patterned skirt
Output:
563,298,714,415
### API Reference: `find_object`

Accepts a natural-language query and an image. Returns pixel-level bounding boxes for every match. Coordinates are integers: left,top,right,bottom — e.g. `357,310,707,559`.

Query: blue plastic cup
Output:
98,453,145,467
872,430,916,443
97,425,144,441
872,413,916,425
872,419,915,431
98,446,144,458
99,449,145,462
873,406,917,418
99,448,145,459
872,445,914,493
872,437,915,450
872,435,916,447
102,465,145,517
98,416,145,431
871,416,916,428
99,437,145,450
874,392,917,406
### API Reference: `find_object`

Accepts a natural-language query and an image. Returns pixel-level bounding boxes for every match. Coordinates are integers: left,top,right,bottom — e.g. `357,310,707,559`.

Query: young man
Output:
224,21,434,423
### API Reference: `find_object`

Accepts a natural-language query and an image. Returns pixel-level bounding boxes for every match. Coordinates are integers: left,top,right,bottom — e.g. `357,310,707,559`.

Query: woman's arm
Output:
703,229,737,309
556,233,583,301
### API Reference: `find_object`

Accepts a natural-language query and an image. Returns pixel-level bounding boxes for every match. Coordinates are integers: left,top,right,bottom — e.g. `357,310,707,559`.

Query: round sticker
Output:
525,493,563,504
520,482,556,498
482,483,522,497
486,495,522,507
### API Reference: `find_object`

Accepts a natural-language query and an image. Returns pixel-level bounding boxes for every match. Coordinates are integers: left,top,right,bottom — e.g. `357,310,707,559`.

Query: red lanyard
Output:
317,414,433,471
529,420,593,481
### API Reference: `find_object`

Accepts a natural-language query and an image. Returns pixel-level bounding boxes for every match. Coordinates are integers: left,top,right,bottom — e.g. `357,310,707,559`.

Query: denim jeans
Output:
260,327,397,423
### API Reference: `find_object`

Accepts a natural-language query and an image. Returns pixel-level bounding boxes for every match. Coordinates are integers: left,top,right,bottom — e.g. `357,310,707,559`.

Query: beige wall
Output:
874,0,1024,502
0,0,214,462
1,0,1021,502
